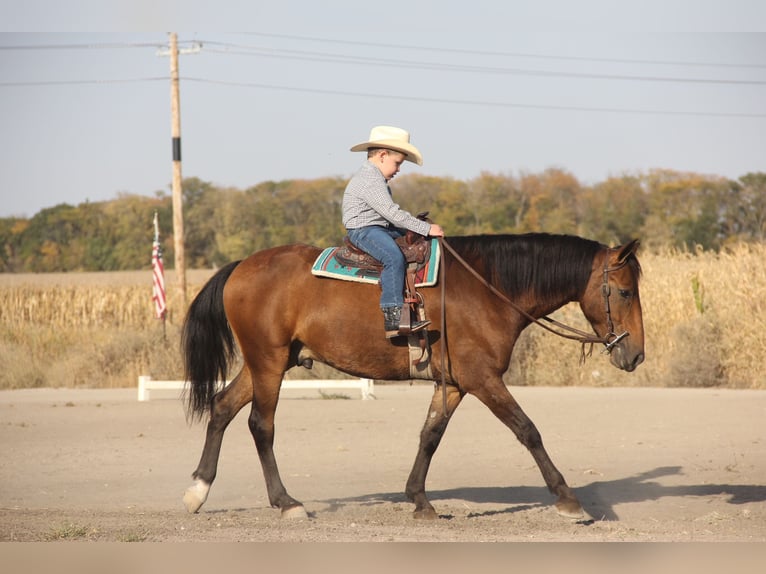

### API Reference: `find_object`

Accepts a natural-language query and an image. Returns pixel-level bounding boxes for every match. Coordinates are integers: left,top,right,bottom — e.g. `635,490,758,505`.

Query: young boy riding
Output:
342,125,444,338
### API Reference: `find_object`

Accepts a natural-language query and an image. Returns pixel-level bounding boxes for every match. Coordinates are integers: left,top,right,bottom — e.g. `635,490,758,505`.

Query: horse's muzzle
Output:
602,332,644,371
601,331,629,355
611,344,645,372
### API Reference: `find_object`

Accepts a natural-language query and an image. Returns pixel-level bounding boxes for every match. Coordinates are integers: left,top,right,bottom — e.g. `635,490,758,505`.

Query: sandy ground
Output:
1,383,765,543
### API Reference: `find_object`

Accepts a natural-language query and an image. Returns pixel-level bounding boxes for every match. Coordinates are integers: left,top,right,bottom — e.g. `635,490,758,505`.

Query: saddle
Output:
335,211,433,273
335,231,432,272
337,213,433,361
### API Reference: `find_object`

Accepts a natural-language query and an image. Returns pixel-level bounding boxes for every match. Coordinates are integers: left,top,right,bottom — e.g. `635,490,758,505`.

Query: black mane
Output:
446,233,604,300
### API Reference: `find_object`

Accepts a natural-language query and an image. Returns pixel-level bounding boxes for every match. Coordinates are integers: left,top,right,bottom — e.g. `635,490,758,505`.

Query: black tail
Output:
182,261,241,420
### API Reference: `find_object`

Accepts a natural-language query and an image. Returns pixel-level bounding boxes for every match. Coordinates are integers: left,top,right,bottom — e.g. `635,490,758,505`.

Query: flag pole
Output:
152,211,168,340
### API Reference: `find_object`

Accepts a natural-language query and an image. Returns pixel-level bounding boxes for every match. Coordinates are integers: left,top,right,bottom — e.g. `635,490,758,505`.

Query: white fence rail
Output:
137,375,375,402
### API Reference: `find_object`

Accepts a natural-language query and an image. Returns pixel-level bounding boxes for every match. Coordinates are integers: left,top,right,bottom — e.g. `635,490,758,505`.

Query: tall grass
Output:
0,270,211,390
1,246,764,389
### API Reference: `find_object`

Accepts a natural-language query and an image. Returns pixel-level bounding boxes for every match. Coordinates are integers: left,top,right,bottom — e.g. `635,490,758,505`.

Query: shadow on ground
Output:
319,466,766,520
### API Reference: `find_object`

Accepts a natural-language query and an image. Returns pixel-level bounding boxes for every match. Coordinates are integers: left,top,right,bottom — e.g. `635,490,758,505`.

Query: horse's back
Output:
223,244,324,310
232,243,321,277
223,242,380,323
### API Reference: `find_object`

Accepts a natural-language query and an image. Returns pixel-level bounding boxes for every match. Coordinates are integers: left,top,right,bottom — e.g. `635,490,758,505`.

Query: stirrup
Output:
397,318,430,337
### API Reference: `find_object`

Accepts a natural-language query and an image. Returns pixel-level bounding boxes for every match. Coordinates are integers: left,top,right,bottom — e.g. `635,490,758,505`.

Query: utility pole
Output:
169,32,186,306
158,33,201,307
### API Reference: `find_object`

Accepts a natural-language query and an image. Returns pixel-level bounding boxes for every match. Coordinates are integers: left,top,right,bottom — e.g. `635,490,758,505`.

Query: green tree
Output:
213,188,259,263
517,168,581,234
103,194,171,270
182,178,221,268
17,204,78,271
0,218,28,271
392,174,469,234
723,172,766,242
247,181,298,249
278,178,346,246
468,172,526,234
4,168,764,272
580,175,648,245
641,170,730,250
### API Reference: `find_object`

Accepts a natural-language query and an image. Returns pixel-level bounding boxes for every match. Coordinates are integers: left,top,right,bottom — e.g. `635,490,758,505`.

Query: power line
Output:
201,44,766,86
184,77,766,119
0,41,185,51
238,32,766,70
3,35,764,71
2,75,761,118
0,77,167,87
4,37,763,86
1,38,761,118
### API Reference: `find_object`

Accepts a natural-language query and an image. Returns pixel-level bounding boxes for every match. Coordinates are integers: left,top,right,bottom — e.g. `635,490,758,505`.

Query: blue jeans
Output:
347,226,405,309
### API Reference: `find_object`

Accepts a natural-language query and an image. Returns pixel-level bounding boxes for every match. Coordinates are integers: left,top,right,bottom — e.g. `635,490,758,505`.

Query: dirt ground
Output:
1,383,765,543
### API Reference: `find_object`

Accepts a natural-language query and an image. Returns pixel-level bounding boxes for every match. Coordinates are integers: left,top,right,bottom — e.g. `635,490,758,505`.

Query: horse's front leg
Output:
183,369,252,513
405,383,465,519
248,374,307,519
471,380,585,519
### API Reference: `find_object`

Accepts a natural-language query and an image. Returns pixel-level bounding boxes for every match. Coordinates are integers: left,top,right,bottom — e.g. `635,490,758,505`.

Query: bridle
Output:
436,238,631,414
599,256,631,354
438,238,631,352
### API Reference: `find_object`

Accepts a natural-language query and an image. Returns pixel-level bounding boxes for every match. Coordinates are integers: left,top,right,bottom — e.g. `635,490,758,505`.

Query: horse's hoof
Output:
413,507,438,520
183,479,210,514
555,498,586,520
281,504,308,520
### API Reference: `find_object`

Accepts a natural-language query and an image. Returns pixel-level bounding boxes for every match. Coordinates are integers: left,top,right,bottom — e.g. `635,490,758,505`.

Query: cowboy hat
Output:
350,125,423,166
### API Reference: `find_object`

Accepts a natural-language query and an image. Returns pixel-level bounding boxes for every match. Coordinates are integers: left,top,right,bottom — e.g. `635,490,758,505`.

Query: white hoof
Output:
281,505,308,520
183,479,210,514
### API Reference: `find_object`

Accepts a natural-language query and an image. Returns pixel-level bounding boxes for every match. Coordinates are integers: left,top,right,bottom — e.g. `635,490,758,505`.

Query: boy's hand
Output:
428,224,445,237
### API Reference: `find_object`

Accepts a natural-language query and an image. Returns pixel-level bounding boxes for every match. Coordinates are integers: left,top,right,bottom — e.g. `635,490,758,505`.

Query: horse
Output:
181,232,644,520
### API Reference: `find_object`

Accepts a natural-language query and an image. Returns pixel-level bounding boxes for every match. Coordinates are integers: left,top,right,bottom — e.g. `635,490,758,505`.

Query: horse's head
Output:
580,239,645,372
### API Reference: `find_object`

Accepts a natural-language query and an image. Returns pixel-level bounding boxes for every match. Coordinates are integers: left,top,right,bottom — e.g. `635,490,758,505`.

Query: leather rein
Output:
436,237,630,415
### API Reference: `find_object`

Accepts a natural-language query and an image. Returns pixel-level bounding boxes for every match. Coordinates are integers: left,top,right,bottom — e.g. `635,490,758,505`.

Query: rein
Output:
436,237,629,416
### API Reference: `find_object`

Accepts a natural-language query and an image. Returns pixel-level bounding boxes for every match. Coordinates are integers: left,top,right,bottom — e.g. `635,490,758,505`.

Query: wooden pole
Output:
169,32,187,306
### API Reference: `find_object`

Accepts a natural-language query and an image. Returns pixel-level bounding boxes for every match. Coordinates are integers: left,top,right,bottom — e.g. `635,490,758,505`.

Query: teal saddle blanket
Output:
311,239,440,287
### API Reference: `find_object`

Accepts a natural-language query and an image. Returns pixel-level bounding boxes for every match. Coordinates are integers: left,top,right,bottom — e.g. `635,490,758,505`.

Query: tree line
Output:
1,168,764,272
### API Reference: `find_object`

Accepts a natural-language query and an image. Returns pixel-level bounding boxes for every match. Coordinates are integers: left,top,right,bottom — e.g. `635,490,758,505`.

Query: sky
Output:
0,1,765,218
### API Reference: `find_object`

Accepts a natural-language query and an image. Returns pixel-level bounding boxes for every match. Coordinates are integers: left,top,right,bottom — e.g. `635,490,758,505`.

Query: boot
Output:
383,307,430,339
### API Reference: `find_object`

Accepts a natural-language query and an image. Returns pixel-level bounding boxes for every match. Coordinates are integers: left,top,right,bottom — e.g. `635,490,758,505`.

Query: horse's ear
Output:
617,239,640,264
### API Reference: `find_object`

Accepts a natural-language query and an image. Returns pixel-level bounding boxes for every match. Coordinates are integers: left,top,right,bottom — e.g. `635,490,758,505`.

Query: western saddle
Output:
336,215,433,336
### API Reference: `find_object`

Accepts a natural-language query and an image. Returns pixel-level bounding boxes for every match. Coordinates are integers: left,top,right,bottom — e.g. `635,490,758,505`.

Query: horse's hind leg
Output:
183,369,252,513
247,372,307,519
405,383,465,519
471,379,585,519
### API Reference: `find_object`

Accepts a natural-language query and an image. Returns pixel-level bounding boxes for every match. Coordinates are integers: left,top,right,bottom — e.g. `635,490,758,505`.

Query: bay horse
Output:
181,232,644,520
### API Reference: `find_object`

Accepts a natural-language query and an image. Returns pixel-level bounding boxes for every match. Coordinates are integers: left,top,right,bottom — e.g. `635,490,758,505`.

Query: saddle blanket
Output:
311,239,440,287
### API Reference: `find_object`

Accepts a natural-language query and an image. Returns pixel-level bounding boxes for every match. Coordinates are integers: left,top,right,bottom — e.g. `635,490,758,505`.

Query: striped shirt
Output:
342,160,431,236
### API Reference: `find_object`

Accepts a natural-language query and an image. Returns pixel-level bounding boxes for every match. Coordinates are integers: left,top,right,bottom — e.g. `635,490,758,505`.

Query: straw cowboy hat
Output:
350,125,423,166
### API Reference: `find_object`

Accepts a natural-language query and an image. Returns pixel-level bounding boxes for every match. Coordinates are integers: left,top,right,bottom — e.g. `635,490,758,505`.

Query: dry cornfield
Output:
1,246,765,389
0,269,214,328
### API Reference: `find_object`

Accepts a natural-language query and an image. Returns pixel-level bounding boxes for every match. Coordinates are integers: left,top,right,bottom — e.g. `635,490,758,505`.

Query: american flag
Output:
152,211,167,320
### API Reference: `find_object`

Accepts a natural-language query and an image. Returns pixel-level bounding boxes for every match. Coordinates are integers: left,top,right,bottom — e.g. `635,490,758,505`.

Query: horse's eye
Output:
618,289,632,299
